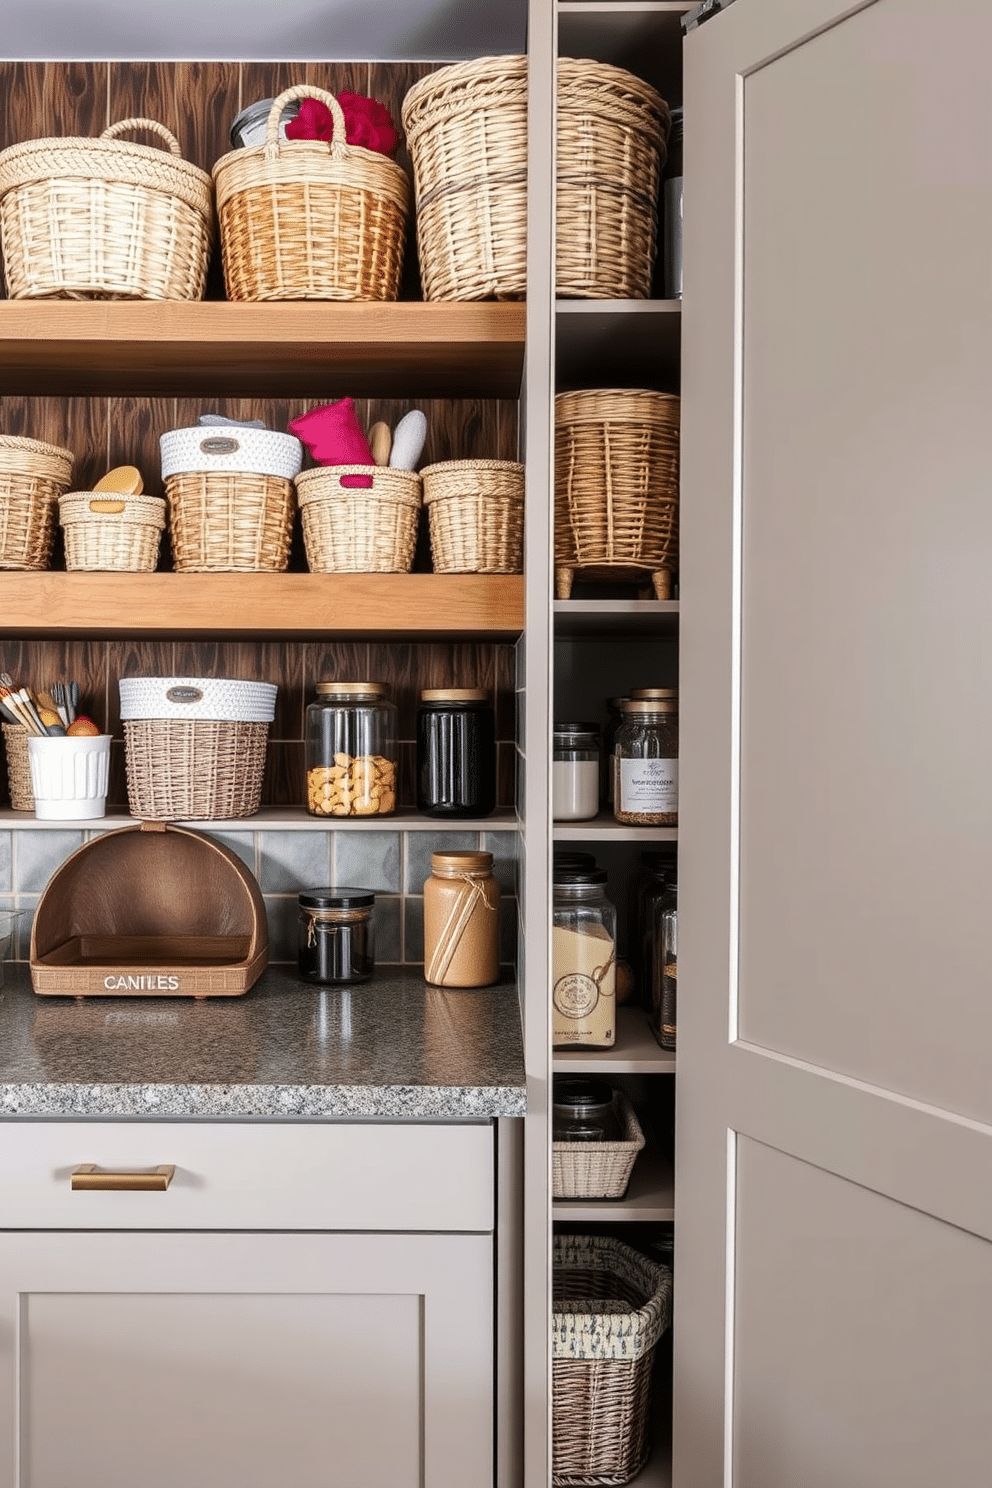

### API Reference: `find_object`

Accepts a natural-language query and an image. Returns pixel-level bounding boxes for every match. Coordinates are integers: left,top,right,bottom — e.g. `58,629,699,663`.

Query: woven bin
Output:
553,1093,645,1201
0,118,213,301
421,460,524,573
555,389,680,599
0,435,74,570
60,493,166,572
212,86,411,302
553,1236,673,1487
2,723,33,811
165,472,296,572
296,466,421,573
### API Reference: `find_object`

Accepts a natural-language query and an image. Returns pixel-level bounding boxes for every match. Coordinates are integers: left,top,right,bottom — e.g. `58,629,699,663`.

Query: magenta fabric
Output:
289,399,375,467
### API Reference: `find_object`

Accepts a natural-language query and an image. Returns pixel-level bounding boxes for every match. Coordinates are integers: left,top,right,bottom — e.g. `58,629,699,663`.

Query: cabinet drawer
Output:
0,1121,494,1232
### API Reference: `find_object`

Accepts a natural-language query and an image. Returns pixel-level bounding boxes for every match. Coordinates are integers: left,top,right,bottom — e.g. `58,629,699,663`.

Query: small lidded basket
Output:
0,435,74,570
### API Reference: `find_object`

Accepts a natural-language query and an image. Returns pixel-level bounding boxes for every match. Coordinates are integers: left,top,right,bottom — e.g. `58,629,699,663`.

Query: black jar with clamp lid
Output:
298,887,375,985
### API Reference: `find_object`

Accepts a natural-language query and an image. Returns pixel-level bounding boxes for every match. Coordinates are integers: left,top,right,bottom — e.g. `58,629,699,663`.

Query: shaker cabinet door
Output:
0,1230,493,1488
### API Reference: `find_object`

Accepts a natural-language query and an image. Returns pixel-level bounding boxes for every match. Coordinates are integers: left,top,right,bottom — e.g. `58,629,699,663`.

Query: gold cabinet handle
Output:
71,1164,176,1192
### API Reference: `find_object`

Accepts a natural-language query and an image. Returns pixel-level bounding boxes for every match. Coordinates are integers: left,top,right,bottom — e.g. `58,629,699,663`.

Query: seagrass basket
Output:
60,493,166,572
555,389,680,599
212,86,410,302
296,466,421,573
552,1092,645,1200
0,118,213,301
553,1235,673,1486
421,460,524,573
2,723,33,811
164,472,296,572
0,435,74,570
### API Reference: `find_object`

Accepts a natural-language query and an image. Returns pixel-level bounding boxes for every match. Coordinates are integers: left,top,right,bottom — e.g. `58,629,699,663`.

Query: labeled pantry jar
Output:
305,682,398,817
298,888,375,985
416,688,496,819
552,722,600,821
614,690,678,826
423,850,500,988
552,866,617,1049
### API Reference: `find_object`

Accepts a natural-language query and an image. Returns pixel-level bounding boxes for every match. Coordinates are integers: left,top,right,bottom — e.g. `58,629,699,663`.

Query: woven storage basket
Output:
0,435,74,570
553,1092,645,1200
60,493,166,572
421,460,524,573
0,118,213,301
296,466,421,573
555,388,680,599
212,86,410,303
2,723,33,810
160,426,303,481
165,472,295,572
553,1236,673,1487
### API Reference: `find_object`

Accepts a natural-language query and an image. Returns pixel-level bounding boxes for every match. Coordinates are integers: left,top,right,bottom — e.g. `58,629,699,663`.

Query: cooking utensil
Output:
369,421,392,466
388,409,427,471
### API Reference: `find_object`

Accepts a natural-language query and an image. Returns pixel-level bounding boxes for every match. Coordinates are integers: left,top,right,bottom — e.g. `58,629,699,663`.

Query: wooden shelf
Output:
0,301,526,398
553,1004,675,1074
0,572,524,638
553,1144,674,1222
0,807,521,832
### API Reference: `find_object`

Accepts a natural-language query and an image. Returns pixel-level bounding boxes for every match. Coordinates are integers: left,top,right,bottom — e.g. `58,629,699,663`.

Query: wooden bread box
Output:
30,821,269,997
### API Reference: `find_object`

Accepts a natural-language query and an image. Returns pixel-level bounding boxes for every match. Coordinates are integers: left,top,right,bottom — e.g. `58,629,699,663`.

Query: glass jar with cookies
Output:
305,682,398,817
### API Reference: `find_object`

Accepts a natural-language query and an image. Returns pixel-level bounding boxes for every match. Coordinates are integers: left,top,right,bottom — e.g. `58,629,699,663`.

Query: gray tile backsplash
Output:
404,830,481,893
16,831,85,892
333,831,401,894
0,831,10,892
258,831,333,893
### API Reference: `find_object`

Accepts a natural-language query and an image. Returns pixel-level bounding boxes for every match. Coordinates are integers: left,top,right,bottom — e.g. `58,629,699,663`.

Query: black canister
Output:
298,888,375,985
416,688,496,818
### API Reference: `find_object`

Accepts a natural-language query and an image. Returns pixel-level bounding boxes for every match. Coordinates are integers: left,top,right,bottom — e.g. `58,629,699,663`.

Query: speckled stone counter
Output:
0,964,526,1120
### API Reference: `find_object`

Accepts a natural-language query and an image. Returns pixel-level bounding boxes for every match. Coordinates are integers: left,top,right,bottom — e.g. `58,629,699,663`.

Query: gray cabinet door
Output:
676,2,992,1483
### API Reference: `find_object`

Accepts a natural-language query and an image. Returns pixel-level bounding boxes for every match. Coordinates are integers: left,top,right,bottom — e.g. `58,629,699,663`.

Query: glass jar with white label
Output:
613,692,678,826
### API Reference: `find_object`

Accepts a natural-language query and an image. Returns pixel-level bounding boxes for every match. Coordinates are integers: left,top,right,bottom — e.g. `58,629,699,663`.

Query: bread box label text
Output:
103,974,182,991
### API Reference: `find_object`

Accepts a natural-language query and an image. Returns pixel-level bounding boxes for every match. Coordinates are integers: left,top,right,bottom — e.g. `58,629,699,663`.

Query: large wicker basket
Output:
296,466,421,573
553,1235,673,1486
0,118,213,301
0,435,74,570
555,389,680,599
164,472,295,572
2,723,33,811
421,459,524,573
212,86,410,302
60,492,166,572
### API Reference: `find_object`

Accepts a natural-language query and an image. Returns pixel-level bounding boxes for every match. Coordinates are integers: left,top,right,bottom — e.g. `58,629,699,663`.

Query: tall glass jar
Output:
614,692,678,826
305,682,398,817
552,722,600,821
552,867,617,1049
416,688,496,819
602,695,628,807
647,878,678,1050
423,850,500,987
633,849,677,1005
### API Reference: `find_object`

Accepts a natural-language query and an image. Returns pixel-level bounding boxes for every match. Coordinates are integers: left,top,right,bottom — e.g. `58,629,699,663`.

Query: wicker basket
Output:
296,466,421,573
553,1093,645,1200
2,723,33,811
0,435,75,570
555,389,680,599
164,471,295,572
60,492,166,572
0,118,213,301
421,460,524,573
212,86,411,303
553,1236,673,1487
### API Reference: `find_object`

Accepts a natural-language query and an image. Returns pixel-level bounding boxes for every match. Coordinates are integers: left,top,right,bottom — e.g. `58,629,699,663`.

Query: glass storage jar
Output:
552,722,600,821
603,695,628,806
614,691,679,826
423,850,500,988
552,1077,622,1143
552,866,617,1049
633,849,677,1005
416,688,496,819
647,877,677,1050
298,888,375,985
305,681,398,817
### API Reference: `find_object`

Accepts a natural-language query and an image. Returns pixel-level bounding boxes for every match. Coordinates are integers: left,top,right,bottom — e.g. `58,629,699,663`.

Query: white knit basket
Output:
119,677,278,722
160,426,303,480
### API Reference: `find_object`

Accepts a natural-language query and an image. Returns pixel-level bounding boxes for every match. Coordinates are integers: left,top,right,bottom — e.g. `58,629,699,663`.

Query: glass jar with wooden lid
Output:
423,850,500,988
613,690,678,826
305,682,397,817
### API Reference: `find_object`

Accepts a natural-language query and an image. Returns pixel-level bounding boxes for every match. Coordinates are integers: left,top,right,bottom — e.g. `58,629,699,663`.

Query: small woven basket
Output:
555,389,680,599
553,1236,673,1487
552,1093,645,1200
0,118,213,301
421,459,524,573
0,435,75,570
60,492,166,572
123,720,270,821
212,86,410,302
296,466,421,573
2,724,33,810
164,472,295,572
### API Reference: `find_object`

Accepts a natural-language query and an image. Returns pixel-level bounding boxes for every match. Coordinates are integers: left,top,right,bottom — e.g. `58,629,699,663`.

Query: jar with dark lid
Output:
614,690,679,826
553,849,598,874
552,866,617,1048
298,888,375,985
416,688,496,819
552,1077,622,1143
552,722,600,821
305,682,397,818
633,849,677,1003
229,97,300,149
423,850,500,988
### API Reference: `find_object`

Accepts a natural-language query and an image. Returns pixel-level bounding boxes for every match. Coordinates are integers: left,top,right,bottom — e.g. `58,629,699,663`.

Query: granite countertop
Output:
0,964,527,1120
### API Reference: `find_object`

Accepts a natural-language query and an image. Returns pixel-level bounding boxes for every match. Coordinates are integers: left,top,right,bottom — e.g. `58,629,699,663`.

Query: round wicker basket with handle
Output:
212,86,410,302
0,435,75,570
0,117,213,301
296,466,422,573
60,493,166,572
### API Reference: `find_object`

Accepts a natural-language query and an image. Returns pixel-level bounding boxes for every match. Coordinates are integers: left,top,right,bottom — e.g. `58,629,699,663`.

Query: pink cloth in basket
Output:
289,400,374,487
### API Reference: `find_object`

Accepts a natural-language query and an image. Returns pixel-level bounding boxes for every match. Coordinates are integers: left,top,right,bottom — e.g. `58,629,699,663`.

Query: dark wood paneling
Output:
107,62,239,178
1,397,107,496
0,62,107,152
369,61,437,301
171,639,305,740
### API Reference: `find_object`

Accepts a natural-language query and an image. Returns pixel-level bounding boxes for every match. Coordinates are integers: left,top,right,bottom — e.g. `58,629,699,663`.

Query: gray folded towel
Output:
198,414,269,430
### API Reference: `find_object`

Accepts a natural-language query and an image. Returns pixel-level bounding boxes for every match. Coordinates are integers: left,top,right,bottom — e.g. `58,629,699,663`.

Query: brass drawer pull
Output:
71,1164,176,1192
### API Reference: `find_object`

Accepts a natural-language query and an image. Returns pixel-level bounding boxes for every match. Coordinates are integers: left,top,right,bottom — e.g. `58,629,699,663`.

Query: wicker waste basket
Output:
420,459,524,573
60,492,166,572
555,388,680,599
553,1235,673,1486
0,435,75,570
296,466,422,573
2,723,33,810
0,117,213,301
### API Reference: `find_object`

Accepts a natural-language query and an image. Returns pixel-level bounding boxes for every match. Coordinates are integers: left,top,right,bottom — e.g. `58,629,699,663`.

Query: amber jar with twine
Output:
423,850,500,988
